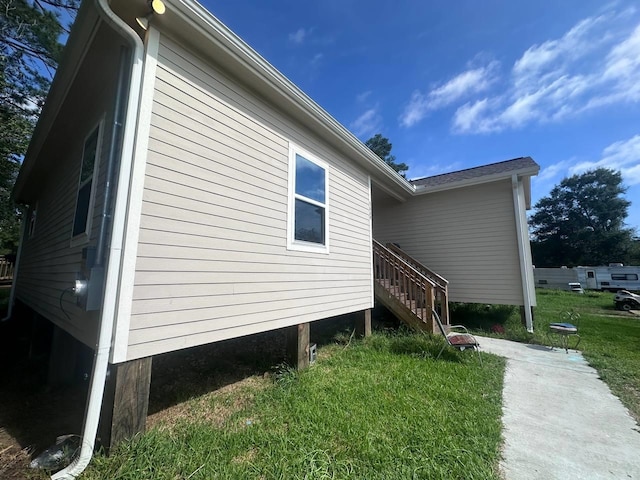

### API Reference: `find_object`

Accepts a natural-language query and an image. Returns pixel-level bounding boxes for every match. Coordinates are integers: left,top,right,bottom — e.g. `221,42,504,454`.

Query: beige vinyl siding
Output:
126,35,372,360
373,179,524,305
14,24,126,346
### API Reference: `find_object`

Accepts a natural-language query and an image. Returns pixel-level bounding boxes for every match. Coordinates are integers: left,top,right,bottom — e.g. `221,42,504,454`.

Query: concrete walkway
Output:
478,336,640,480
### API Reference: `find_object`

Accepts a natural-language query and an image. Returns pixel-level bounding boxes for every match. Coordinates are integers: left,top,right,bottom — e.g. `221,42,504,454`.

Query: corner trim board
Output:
110,27,161,363
368,175,374,308
512,174,535,331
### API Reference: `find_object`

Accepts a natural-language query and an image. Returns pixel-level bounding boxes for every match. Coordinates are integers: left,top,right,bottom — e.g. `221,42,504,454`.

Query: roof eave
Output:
162,0,416,199
412,165,540,196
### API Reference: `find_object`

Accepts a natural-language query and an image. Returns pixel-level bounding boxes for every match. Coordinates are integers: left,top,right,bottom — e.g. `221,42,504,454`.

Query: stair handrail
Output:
373,240,435,288
374,240,450,326
385,243,448,290
373,240,436,326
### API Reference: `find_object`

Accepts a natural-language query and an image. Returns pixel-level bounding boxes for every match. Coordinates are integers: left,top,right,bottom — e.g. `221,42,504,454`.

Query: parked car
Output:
614,290,640,311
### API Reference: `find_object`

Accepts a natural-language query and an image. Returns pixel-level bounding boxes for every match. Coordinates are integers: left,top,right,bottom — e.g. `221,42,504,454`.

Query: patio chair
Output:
432,308,482,365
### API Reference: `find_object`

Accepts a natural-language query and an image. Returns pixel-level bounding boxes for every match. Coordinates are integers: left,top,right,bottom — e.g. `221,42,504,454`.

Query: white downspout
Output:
512,174,534,332
51,1,144,478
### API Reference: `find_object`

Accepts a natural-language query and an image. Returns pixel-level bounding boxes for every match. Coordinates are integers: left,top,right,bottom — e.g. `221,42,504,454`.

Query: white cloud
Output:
400,91,429,128
513,15,606,88
624,164,640,186
604,23,640,79
428,62,499,108
535,160,573,183
399,62,499,127
452,99,493,133
404,9,640,134
598,23,640,103
350,107,383,138
289,28,309,45
570,134,640,186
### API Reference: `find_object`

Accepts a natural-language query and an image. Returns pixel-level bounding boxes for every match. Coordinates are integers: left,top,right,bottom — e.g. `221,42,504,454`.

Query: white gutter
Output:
173,0,415,198
512,174,535,332
51,0,144,478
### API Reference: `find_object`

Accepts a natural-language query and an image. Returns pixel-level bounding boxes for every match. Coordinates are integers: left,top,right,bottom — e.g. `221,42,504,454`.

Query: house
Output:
373,157,539,322
8,0,538,476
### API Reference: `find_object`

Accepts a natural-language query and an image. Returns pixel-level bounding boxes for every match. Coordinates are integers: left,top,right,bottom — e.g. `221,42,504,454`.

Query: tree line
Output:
1,0,78,253
530,168,640,267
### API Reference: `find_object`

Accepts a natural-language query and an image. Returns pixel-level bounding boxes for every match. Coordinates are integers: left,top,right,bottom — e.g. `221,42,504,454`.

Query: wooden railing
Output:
373,239,437,329
385,243,450,324
0,259,14,282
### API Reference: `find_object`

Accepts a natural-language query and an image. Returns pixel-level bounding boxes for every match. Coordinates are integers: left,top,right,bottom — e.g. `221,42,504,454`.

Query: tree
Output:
529,168,637,267
0,0,78,253
365,133,408,177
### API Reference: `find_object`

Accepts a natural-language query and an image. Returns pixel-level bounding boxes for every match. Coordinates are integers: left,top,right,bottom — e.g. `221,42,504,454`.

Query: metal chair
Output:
432,308,482,365
549,309,581,354
549,323,581,353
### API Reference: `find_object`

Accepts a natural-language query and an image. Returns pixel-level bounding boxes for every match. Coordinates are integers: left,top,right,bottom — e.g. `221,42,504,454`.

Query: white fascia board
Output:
524,176,533,209
412,167,540,196
167,0,415,198
512,174,536,331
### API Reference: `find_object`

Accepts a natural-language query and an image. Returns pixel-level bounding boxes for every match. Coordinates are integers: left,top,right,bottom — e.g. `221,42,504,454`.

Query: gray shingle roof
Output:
410,156,539,188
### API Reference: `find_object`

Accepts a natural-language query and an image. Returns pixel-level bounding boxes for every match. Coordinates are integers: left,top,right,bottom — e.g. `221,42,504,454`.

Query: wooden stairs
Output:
373,240,449,333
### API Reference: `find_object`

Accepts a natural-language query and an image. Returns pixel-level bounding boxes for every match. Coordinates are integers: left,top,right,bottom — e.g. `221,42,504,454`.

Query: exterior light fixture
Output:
136,0,166,30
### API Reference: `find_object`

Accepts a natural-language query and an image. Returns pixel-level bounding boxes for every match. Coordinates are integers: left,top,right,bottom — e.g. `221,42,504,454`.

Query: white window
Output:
71,121,102,244
287,145,329,253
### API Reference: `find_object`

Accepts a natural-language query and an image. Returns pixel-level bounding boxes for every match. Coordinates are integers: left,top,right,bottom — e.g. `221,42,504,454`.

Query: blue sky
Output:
203,0,640,231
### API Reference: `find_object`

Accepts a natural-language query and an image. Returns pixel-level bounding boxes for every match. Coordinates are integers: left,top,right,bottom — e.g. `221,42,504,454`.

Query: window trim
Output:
70,117,104,247
286,143,330,254
612,273,638,281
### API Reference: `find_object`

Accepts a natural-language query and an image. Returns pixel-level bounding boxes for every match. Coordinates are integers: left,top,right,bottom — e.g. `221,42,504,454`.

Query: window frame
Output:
286,144,330,254
70,118,104,246
612,273,638,281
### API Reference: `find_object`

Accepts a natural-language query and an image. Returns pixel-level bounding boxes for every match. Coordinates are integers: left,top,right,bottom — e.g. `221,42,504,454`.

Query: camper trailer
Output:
534,265,640,292
575,266,640,292
533,267,578,290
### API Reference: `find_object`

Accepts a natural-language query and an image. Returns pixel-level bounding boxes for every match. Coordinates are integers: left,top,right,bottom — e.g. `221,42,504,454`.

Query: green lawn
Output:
454,289,640,422
83,332,504,480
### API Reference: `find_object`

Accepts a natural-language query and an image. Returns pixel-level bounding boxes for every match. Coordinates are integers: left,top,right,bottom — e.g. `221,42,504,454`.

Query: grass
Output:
452,289,640,422
82,332,504,480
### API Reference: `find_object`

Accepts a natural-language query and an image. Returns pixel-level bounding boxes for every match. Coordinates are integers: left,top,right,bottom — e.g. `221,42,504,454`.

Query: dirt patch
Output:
0,445,47,480
147,375,270,431
231,446,258,465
